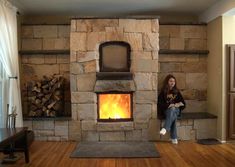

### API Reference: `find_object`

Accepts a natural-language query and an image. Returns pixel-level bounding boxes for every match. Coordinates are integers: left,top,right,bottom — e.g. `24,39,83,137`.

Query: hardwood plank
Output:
1,141,235,167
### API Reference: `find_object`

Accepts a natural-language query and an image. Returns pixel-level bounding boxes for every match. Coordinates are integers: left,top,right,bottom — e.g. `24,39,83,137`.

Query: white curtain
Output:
0,0,22,127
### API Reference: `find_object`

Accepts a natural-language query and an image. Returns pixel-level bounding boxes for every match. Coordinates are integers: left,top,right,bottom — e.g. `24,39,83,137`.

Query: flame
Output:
99,94,131,119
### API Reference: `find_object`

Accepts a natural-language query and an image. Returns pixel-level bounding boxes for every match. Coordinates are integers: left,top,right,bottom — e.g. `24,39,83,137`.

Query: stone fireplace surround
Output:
70,18,159,141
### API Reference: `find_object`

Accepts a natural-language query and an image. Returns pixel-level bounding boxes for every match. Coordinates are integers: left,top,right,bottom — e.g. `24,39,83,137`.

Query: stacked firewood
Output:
27,75,64,117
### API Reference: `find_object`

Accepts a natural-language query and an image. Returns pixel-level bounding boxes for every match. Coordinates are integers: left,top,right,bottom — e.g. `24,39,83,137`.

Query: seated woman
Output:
157,74,186,144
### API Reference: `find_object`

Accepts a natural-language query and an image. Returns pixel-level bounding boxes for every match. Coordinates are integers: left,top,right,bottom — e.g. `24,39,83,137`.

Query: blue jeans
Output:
163,107,180,139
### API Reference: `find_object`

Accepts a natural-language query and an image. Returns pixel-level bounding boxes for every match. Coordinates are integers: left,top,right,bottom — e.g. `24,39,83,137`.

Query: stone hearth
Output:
70,18,159,141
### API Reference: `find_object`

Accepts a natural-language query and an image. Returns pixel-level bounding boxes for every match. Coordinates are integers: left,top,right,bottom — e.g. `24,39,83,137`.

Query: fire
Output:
99,94,131,119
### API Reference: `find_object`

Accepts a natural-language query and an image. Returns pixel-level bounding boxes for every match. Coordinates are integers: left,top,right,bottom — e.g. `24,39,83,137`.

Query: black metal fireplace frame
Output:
99,41,131,72
97,92,133,122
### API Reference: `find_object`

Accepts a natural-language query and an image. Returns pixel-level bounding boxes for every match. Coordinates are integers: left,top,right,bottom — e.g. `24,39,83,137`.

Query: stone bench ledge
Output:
179,112,217,120
23,116,72,121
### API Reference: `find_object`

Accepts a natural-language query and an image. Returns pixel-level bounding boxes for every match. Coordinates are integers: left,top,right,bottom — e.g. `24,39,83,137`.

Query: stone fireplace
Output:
70,18,159,141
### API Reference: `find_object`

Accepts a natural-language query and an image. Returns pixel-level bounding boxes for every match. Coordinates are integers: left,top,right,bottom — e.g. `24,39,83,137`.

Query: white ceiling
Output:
9,0,219,16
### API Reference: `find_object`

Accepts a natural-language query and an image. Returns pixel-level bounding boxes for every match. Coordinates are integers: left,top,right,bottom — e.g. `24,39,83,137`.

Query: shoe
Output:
160,128,166,135
171,139,178,144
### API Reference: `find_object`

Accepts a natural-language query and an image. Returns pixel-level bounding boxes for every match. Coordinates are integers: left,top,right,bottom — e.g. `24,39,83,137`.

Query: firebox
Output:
97,92,133,122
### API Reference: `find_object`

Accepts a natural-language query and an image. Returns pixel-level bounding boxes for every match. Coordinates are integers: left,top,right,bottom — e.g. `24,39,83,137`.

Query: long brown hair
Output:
161,74,179,98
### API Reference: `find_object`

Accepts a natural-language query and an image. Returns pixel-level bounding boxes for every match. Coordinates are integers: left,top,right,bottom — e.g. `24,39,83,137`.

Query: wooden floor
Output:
1,141,235,167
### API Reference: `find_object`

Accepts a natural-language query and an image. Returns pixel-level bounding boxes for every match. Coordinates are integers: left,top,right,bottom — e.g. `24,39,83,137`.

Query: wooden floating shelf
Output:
159,49,209,55
19,50,70,55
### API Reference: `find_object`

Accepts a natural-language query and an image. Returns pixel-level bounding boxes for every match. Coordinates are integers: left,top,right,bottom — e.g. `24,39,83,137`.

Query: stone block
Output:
131,51,152,59
194,119,217,139
34,130,54,136
151,19,159,33
70,74,77,92
134,121,149,129
100,132,125,141
134,73,152,90
28,55,44,64
47,136,61,141
134,104,152,121
186,73,207,90
60,64,70,73
177,126,192,140
182,62,207,73
55,121,69,136
58,25,70,37
34,25,57,38
82,131,99,141
94,80,136,92
132,59,158,72
35,136,47,141
186,55,200,62
147,119,161,140
22,39,42,50
181,25,207,39
135,91,157,103
71,92,97,103
83,60,97,73
105,27,124,41
160,62,182,72
32,121,44,130
44,55,57,64
143,33,159,51
77,104,97,120
152,51,159,60
89,19,119,32
141,129,149,141
87,32,105,51
77,51,98,62
159,54,186,62
125,130,142,141
197,90,207,100
97,122,134,131
29,64,59,79
124,33,143,51
185,39,207,50
184,100,207,113
181,89,198,100
152,73,158,90
159,25,180,38
81,120,97,131
23,121,33,130
76,20,91,32
159,37,170,49
71,20,76,32
70,62,83,74
77,73,96,91
119,19,152,33
70,32,87,51
69,120,81,141
170,38,185,50
21,55,28,64
21,26,33,38
70,51,77,62
43,38,69,50
57,54,69,63
44,121,55,130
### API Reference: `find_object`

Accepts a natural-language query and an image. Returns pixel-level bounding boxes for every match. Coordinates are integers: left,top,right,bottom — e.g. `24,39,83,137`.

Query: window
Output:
0,61,7,127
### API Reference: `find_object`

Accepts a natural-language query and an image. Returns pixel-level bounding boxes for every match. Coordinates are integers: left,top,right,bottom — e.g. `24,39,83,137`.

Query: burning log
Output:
27,75,64,117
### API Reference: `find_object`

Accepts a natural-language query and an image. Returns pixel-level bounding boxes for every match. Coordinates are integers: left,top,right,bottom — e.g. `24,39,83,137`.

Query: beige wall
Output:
207,17,224,140
222,15,235,141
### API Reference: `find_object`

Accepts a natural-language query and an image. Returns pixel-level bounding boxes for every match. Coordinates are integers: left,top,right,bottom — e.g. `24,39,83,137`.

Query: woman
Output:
157,74,186,144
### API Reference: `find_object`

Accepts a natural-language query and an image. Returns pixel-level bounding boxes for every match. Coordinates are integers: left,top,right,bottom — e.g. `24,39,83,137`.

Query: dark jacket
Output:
157,90,186,119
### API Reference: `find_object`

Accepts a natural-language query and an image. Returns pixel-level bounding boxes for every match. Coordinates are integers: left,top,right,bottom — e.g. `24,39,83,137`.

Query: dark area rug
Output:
197,138,221,145
70,142,160,158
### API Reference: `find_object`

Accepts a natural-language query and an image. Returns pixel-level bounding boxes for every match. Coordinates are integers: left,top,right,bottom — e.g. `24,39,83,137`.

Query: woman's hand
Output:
174,102,184,108
168,104,175,108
